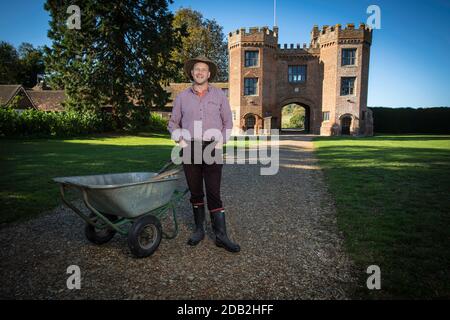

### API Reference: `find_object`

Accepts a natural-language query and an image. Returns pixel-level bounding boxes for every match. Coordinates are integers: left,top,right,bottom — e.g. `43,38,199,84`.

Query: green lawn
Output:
0,133,175,224
0,133,257,224
313,135,450,299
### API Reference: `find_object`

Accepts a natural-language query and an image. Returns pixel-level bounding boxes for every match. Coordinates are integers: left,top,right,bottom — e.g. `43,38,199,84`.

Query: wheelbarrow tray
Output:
53,172,180,218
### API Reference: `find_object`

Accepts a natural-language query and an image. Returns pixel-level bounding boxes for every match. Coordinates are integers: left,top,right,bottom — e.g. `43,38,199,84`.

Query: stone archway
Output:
277,97,317,134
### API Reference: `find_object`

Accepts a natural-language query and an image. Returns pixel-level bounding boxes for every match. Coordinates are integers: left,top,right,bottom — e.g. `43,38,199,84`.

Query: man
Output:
168,56,240,253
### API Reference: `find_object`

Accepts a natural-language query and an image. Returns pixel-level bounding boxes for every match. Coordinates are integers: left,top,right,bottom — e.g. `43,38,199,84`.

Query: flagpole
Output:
274,0,277,27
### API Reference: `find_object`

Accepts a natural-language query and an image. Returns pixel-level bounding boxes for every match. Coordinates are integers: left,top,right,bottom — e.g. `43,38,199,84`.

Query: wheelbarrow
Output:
52,161,188,258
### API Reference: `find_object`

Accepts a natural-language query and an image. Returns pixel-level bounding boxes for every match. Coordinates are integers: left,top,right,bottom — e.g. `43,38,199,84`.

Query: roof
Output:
0,85,22,106
26,90,66,111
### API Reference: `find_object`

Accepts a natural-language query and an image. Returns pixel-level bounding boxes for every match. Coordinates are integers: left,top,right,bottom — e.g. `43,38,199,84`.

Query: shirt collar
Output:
190,84,211,95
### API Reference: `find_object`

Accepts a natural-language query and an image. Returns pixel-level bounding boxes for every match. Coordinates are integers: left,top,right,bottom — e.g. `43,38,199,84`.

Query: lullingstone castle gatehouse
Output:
227,24,374,136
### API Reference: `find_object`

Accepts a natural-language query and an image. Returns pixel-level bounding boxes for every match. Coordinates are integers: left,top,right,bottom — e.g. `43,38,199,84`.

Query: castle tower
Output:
228,26,278,134
317,23,373,135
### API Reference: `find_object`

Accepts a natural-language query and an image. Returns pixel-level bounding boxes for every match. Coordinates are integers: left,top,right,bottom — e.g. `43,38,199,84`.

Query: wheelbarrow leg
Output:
58,184,95,226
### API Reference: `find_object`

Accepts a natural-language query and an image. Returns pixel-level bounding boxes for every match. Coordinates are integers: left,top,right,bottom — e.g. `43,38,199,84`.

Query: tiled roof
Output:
26,90,66,111
0,85,22,106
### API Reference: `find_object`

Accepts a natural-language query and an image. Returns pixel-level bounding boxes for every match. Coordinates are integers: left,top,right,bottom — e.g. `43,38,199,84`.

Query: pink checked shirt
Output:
167,85,233,143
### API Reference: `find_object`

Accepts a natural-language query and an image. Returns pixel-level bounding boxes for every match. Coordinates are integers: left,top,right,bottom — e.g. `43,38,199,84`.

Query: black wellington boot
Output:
210,210,240,253
187,204,205,246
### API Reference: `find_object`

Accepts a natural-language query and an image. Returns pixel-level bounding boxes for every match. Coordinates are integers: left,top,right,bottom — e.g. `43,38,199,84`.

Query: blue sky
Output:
0,0,449,107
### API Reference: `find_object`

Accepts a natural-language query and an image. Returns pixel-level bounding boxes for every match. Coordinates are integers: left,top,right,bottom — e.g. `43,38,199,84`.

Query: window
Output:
244,78,258,96
322,112,330,121
342,48,356,66
288,65,307,83
341,77,356,96
245,51,259,67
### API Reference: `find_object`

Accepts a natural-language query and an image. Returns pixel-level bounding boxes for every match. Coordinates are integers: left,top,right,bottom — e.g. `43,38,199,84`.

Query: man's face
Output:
191,62,210,85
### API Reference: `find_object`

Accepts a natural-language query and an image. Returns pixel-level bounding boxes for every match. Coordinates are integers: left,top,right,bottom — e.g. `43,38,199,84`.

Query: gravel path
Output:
0,134,356,299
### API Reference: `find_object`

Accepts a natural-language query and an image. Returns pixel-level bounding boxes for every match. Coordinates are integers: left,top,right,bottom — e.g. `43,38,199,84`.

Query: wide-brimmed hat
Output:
184,56,218,81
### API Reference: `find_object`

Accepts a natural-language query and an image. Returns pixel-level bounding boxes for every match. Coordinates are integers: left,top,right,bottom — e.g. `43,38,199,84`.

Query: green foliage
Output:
126,105,151,131
0,41,20,84
147,112,169,132
17,43,45,88
171,8,228,82
282,104,306,129
0,41,45,87
0,107,113,137
289,113,305,128
370,107,450,134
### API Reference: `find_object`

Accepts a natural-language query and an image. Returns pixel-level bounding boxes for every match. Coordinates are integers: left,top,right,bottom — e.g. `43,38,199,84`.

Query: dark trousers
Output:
181,141,224,212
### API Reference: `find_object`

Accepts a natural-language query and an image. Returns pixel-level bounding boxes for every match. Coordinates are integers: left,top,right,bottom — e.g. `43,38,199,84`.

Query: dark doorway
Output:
244,114,256,131
341,116,352,135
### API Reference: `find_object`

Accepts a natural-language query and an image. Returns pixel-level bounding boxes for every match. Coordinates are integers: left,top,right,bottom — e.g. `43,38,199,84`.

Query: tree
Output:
289,113,305,129
171,8,228,82
44,0,181,128
18,43,45,88
0,42,20,85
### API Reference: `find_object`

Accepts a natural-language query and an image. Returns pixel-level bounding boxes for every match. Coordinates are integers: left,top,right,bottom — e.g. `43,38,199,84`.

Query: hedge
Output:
370,107,450,134
0,107,114,137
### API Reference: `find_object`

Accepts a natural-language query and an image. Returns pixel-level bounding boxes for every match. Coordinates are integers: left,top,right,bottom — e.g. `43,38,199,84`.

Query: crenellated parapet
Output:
311,23,373,47
228,26,278,50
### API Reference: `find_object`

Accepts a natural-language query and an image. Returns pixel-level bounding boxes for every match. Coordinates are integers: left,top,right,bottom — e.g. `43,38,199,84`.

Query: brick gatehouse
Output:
227,24,374,136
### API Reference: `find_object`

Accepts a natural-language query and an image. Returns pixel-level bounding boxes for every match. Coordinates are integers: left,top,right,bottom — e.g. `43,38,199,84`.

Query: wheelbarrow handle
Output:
151,168,182,182
157,160,180,174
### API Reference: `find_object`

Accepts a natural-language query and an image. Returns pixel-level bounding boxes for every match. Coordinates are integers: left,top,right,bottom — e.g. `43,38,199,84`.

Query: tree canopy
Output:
171,8,228,82
0,42,45,88
44,0,182,128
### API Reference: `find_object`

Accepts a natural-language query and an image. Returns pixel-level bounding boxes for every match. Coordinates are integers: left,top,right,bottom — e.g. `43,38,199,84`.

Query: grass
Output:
313,135,450,299
0,132,175,224
0,133,260,224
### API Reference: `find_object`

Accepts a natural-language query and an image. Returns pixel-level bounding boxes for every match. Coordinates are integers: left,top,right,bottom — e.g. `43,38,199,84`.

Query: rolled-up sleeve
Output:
167,95,182,141
220,91,233,144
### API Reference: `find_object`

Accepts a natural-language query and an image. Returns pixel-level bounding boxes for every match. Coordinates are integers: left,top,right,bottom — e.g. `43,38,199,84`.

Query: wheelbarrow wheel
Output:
84,213,117,245
128,215,162,258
